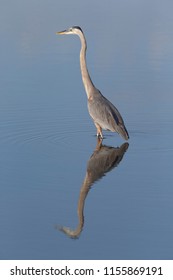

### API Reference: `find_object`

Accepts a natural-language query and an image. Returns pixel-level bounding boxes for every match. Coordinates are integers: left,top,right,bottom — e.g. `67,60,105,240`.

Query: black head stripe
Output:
72,26,83,33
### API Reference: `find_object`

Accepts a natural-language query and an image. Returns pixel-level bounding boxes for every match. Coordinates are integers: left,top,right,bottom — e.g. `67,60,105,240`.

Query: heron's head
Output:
56,26,83,36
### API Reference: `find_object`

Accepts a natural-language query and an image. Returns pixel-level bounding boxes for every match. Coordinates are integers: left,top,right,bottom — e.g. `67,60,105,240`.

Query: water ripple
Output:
0,105,92,154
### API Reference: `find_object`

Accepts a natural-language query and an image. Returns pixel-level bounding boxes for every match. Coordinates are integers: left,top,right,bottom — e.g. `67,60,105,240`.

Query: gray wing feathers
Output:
88,94,129,140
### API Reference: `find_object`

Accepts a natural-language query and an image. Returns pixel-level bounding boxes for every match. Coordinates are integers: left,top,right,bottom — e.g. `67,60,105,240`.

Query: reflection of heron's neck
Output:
76,176,91,233
79,33,95,98
59,174,91,239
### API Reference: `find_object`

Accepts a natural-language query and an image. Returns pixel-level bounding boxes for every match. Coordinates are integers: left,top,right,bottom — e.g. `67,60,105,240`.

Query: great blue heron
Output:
56,26,129,140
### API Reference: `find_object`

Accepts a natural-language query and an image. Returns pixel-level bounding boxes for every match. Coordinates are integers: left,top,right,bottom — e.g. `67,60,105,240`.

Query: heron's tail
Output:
117,124,129,140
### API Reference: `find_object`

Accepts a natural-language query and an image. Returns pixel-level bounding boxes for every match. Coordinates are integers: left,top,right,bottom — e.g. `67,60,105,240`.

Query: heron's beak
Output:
56,30,67,35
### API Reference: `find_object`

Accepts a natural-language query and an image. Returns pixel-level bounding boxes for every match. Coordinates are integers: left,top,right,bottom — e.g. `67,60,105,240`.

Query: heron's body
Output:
57,26,129,140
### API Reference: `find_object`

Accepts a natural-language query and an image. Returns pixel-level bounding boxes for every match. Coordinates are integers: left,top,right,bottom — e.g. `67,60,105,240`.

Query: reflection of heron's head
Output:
57,225,80,239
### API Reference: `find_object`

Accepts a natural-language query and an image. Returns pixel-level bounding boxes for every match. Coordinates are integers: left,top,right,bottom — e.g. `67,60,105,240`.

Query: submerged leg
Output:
94,123,103,139
95,138,103,151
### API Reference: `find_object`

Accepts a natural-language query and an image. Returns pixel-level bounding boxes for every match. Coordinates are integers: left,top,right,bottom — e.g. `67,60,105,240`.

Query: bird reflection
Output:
57,139,129,239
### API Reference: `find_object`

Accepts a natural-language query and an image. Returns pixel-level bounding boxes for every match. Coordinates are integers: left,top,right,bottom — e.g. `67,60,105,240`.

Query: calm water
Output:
0,0,173,260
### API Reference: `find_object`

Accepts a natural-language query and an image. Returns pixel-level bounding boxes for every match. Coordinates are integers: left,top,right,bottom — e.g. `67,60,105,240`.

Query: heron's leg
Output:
95,123,103,139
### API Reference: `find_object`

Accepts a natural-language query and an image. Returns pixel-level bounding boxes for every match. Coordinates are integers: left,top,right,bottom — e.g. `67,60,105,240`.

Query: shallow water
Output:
0,0,173,260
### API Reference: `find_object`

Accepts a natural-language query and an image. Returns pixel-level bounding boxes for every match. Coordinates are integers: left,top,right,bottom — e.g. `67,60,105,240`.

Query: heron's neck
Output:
79,33,95,99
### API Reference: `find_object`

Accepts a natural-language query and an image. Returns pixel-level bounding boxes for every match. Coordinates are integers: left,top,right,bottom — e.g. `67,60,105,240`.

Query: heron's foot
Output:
97,133,103,139
95,123,103,139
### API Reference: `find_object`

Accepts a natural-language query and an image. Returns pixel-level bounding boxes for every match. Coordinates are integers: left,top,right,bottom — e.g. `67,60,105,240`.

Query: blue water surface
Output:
0,0,173,260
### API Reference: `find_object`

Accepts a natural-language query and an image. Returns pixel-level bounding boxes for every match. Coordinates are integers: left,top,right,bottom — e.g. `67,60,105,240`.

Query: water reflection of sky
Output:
0,0,173,260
